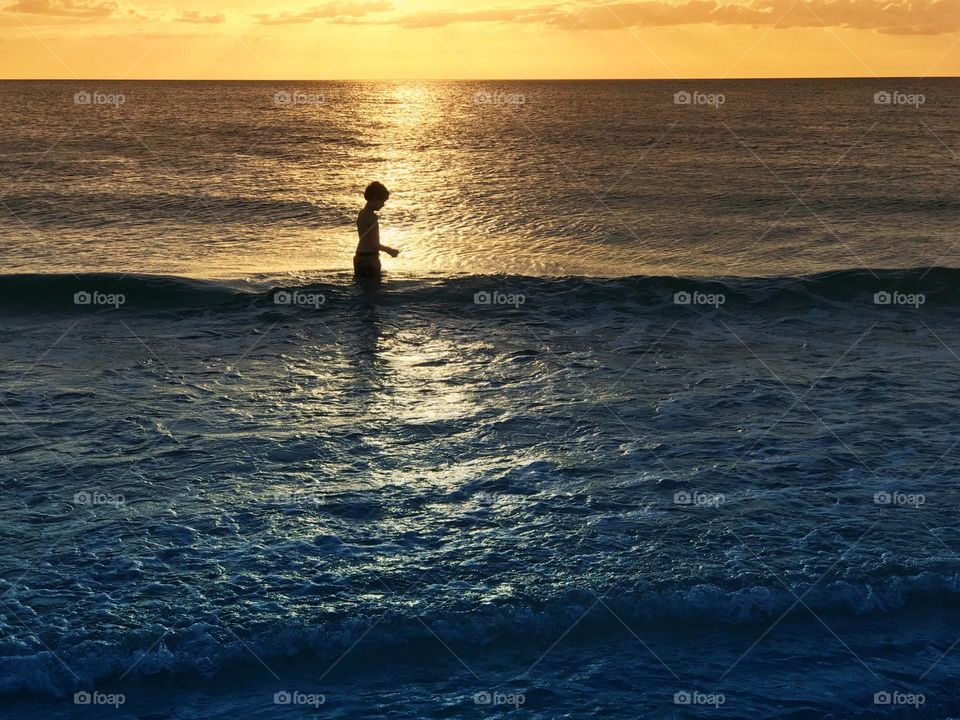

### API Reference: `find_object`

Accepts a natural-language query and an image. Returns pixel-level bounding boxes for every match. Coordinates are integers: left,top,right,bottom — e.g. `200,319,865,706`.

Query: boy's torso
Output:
356,210,379,254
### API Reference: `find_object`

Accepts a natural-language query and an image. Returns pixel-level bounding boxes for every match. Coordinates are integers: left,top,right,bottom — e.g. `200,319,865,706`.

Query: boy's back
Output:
356,206,379,254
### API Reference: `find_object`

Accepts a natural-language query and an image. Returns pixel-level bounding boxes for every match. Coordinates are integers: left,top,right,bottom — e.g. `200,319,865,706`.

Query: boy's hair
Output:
364,181,390,202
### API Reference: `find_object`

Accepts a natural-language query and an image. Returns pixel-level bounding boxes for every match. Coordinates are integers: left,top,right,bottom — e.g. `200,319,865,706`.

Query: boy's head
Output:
364,181,390,209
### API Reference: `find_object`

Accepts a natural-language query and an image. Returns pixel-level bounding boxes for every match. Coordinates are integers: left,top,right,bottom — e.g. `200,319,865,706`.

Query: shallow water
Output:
2,271,960,717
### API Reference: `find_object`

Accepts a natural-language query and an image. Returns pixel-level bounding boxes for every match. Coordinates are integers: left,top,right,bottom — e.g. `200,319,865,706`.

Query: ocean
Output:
1,79,959,718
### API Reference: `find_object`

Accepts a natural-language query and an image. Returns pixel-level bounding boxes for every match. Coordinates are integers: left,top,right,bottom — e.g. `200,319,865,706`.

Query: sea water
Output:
1,80,959,718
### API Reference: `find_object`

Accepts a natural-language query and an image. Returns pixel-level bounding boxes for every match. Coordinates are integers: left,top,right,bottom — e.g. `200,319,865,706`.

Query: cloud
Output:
394,7,546,28
254,0,391,25
381,0,959,35
4,0,117,17
300,0,391,17
253,13,310,24
559,0,959,34
177,9,225,23
8,0,950,36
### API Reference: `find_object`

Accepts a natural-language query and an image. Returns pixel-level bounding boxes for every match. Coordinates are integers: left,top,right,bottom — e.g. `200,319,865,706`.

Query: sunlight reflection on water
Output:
1,79,958,278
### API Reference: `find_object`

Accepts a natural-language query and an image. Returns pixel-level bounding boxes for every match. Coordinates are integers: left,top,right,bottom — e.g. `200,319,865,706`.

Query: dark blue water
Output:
1,270,960,718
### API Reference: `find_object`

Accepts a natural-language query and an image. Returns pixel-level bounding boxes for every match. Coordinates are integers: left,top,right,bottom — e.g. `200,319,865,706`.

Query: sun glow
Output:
0,0,956,79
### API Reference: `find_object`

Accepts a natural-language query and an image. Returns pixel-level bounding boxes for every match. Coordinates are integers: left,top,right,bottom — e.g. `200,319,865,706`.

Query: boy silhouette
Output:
354,181,399,278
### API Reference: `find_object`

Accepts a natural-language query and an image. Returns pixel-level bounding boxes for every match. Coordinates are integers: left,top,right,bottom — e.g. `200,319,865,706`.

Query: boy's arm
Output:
360,212,399,257
372,217,399,256
377,243,400,257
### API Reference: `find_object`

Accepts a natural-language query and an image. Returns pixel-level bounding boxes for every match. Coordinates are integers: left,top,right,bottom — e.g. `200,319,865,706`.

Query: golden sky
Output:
1,0,957,78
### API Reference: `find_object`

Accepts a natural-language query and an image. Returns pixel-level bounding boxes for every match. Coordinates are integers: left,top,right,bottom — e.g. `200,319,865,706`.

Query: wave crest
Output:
0,268,957,315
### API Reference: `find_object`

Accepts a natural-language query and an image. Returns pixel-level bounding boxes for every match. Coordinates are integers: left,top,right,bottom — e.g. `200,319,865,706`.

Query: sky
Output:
0,0,957,79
